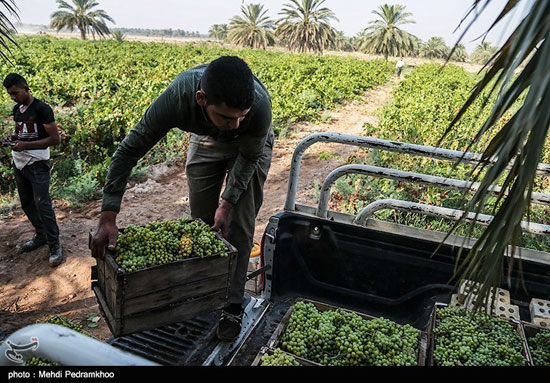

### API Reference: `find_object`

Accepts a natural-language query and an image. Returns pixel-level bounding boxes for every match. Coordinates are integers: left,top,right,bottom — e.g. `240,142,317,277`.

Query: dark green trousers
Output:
185,128,274,305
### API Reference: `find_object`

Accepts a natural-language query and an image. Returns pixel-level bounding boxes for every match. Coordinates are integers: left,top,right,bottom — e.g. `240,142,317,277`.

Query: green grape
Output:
527,328,550,366
261,348,301,366
433,306,527,366
113,218,230,272
280,302,419,366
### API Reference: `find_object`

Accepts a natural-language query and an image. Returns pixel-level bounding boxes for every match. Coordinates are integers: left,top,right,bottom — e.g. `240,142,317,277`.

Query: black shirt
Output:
13,98,55,149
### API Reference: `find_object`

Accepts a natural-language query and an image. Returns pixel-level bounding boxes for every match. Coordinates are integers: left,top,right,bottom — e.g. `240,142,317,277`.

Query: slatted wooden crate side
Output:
121,254,234,299
119,290,228,335
123,274,230,316
91,282,121,336
101,254,124,320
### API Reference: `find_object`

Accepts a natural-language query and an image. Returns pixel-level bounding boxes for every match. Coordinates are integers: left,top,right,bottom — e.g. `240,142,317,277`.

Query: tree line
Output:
208,1,498,64
11,0,497,64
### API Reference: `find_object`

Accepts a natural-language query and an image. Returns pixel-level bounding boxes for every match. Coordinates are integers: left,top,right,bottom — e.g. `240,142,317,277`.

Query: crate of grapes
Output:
90,218,238,337
522,321,550,366
265,298,428,366
427,302,533,366
251,346,323,366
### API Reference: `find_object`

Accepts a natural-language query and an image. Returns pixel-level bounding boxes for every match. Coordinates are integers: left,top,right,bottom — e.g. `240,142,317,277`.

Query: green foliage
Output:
420,37,450,59
470,42,497,65
51,159,105,208
111,30,126,43
50,0,115,40
228,3,275,49
450,43,469,62
328,63,550,252
275,0,338,53
318,151,334,161
356,4,418,59
209,24,228,41
0,36,393,208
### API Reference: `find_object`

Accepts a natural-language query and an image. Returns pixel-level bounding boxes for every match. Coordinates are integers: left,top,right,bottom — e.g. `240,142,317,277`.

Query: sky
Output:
10,0,529,53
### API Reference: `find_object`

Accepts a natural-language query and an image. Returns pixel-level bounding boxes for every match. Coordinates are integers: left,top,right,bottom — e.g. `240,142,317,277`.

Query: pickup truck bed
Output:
106,211,550,366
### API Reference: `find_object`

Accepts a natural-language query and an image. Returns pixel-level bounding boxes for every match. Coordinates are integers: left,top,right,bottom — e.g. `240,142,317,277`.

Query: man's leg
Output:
14,163,46,238
185,134,229,225
186,131,274,341
27,161,59,244
26,160,62,266
226,129,274,306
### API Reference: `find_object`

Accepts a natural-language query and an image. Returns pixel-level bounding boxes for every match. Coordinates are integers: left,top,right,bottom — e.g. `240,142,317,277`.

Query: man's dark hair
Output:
3,73,28,89
201,56,255,110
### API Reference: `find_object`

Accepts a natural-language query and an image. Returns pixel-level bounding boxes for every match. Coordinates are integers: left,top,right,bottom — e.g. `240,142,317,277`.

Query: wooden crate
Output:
522,321,550,366
90,225,237,337
427,302,533,366
265,298,428,366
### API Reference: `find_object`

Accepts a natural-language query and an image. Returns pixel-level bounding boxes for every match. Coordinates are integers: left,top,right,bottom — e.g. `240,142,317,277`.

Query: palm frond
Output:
442,0,550,311
0,0,19,62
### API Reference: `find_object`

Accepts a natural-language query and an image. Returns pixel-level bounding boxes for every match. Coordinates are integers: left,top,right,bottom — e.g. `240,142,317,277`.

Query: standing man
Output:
2,73,63,267
91,56,274,342
396,57,405,77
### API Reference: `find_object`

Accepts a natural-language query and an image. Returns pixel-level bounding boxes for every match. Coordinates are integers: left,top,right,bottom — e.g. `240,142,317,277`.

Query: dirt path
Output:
0,78,398,342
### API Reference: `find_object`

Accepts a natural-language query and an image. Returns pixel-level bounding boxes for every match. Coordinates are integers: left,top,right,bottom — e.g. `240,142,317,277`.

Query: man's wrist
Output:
99,210,117,224
219,199,233,212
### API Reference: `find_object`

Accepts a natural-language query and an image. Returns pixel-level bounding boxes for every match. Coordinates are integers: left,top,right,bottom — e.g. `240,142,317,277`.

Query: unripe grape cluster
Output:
433,305,527,366
280,301,419,366
527,328,550,366
260,348,301,366
114,218,229,273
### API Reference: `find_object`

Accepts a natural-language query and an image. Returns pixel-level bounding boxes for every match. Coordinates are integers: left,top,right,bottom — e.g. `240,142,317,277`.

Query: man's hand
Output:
211,199,233,238
91,211,119,260
12,141,26,152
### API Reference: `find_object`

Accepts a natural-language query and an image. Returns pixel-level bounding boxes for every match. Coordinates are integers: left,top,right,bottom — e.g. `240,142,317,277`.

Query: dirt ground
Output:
0,78,398,342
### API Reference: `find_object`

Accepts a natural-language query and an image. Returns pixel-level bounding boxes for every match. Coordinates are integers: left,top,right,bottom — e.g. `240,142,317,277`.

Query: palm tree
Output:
275,0,338,54
470,41,498,64
0,0,18,62
50,0,115,40
331,30,353,52
442,0,550,310
356,4,417,60
450,43,468,62
112,30,125,43
410,36,424,57
420,36,449,59
209,24,228,41
228,3,275,49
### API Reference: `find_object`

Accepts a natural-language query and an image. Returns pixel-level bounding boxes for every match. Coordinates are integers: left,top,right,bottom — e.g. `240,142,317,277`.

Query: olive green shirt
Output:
101,63,272,212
